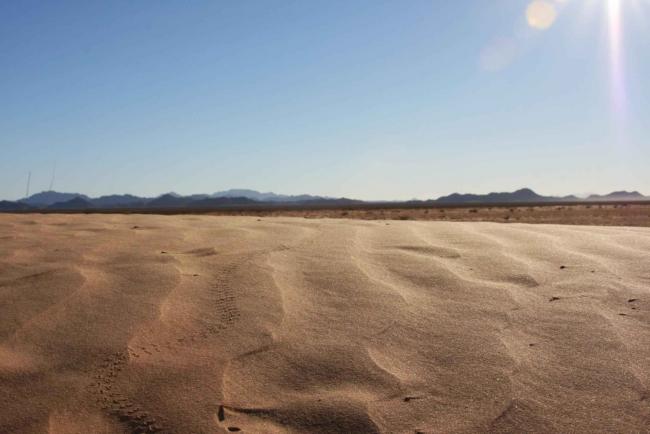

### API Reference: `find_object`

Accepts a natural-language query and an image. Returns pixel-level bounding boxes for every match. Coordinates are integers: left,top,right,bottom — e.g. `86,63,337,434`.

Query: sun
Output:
606,0,626,117
524,0,649,123
526,1,559,29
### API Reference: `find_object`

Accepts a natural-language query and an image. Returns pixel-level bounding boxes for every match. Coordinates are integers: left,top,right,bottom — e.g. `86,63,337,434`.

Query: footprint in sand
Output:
90,350,166,433
403,396,425,402
217,405,242,432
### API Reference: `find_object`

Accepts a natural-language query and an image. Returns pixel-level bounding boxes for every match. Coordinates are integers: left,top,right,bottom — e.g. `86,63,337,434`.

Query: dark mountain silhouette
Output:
586,191,646,201
21,191,90,207
91,194,146,208
48,197,95,210
434,188,649,204
2,188,647,213
186,194,211,201
211,189,326,202
0,201,34,211
296,198,363,206
145,194,194,208
4,189,361,211
435,188,549,204
160,192,210,200
191,197,258,208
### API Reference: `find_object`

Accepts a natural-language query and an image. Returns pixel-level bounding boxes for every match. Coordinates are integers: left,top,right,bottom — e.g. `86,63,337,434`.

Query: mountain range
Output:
0,188,647,212
423,188,646,204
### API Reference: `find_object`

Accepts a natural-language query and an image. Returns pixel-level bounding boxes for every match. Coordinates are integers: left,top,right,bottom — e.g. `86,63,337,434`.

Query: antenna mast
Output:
25,171,32,198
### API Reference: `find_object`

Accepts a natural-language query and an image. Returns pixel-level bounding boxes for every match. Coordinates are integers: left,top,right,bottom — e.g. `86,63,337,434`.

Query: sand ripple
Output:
0,215,649,433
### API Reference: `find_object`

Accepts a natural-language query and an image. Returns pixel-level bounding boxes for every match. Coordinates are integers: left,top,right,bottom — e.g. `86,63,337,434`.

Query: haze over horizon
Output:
4,186,649,205
2,1,649,201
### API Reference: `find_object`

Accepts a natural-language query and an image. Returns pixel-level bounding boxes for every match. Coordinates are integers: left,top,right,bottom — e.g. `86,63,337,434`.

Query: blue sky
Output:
1,0,649,200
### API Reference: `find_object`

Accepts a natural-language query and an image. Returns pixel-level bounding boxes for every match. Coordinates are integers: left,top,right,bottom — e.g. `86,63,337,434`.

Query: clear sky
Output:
1,0,649,201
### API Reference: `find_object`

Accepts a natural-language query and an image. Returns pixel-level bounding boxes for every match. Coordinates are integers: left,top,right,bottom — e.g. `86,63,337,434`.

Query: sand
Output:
0,214,649,433
200,202,650,227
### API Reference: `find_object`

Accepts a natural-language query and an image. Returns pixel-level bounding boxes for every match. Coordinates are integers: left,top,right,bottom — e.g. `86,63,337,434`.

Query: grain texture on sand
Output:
0,214,649,433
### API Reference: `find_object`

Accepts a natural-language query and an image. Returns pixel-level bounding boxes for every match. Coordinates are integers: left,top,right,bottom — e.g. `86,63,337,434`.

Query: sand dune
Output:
1,214,649,433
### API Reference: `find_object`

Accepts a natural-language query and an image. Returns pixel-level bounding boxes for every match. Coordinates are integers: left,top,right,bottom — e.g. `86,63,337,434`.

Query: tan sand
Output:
0,214,649,433
202,202,650,227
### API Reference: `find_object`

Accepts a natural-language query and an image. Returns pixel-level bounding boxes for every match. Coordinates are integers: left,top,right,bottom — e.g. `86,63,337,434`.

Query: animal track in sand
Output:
89,258,247,433
89,352,164,433
88,245,294,433
214,404,250,433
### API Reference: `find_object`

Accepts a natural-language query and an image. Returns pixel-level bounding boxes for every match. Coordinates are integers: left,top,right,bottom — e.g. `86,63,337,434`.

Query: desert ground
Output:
199,202,650,227
1,214,649,433
22,201,650,227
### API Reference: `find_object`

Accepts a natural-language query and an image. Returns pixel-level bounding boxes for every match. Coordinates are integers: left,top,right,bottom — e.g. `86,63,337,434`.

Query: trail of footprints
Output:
91,352,163,433
90,254,245,433
90,244,292,433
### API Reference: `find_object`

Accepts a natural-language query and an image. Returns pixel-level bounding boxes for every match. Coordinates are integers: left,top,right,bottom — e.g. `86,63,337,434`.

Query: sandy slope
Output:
0,214,649,434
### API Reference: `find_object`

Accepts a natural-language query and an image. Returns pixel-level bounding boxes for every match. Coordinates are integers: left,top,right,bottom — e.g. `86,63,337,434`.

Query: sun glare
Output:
521,0,647,124
607,0,626,118
526,0,559,29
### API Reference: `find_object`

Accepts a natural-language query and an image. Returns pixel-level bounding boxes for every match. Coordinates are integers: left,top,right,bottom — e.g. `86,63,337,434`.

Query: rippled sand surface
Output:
1,214,649,433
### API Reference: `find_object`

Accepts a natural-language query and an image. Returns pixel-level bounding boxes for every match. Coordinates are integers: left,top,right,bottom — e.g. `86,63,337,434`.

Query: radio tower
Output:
25,171,32,198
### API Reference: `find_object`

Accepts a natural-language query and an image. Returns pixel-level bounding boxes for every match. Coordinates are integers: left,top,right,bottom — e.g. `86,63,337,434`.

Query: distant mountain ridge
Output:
211,189,327,202
433,188,582,204
0,188,647,212
0,200,34,211
48,197,95,210
3,189,360,210
91,194,144,208
585,191,646,201
21,191,90,207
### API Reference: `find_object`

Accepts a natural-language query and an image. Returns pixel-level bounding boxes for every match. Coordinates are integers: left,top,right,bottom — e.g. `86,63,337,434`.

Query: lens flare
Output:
480,38,517,72
607,0,626,120
526,1,558,30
